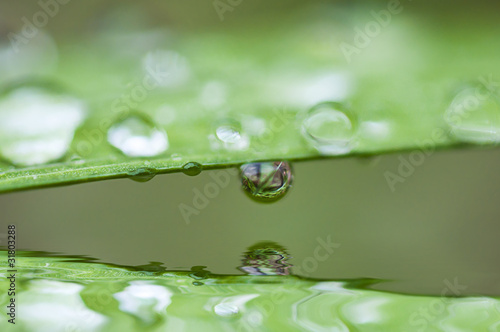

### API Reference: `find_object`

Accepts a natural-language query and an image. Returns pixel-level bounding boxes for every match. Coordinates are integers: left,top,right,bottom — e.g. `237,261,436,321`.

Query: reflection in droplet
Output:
239,242,292,276
128,168,156,182
444,86,500,143
301,102,357,155
240,161,293,203
210,120,250,151
0,85,86,166
182,162,202,176
107,113,168,157
214,303,239,318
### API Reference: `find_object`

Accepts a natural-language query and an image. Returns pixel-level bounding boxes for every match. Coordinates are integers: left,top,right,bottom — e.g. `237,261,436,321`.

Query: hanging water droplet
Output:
301,102,357,155
239,242,292,276
128,168,156,182
214,303,240,318
0,84,86,166
444,86,500,143
182,162,202,176
210,120,250,151
107,113,168,157
240,161,293,203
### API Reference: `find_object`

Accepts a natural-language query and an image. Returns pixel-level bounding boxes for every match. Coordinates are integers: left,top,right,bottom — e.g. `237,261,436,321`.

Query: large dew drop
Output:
444,86,500,143
301,102,357,155
0,85,86,166
107,113,168,157
240,161,293,203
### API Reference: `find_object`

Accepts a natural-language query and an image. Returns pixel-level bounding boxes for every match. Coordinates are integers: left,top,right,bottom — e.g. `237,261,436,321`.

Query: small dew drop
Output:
0,84,86,166
192,281,204,286
444,86,500,143
200,81,227,109
239,242,292,276
240,161,293,203
211,120,250,151
301,102,357,155
182,162,202,176
128,168,156,183
214,303,239,318
171,153,182,161
107,113,168,157
142,50,191,88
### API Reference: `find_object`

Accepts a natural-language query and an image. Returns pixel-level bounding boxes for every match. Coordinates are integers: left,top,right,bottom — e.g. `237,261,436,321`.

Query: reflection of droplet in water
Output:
239,242,292,276
0,84,86,166
128,168,156,182
107,113,168,157
301,102,357,155
444,86,500,143
113,281,173,325
214,303,239,318
210,120,250,151
182,162,202,176
240,161,293,203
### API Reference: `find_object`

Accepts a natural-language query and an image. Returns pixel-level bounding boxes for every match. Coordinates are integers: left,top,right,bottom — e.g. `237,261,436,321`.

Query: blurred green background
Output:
1,0,500,297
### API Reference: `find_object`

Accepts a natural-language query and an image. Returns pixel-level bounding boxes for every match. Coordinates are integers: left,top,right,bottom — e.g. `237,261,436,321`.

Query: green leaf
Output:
1,4,500,193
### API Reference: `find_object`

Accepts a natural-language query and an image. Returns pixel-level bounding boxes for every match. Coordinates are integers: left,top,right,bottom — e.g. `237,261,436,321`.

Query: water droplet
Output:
192,281,204,286
142,50,190,88
182,162,202,176
128,168,156,182
301,102,357,155
214,303,239,318
242,116,267,136
213,120,250,151
0,84,86,166
270,71,351,106
359,120,391,141
444,86,500,143
107,113,168,157
154,104,176,126
171,153,182,161
0,31,58,82
239,242,292,276
240,161,293,203
200,81,227,109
